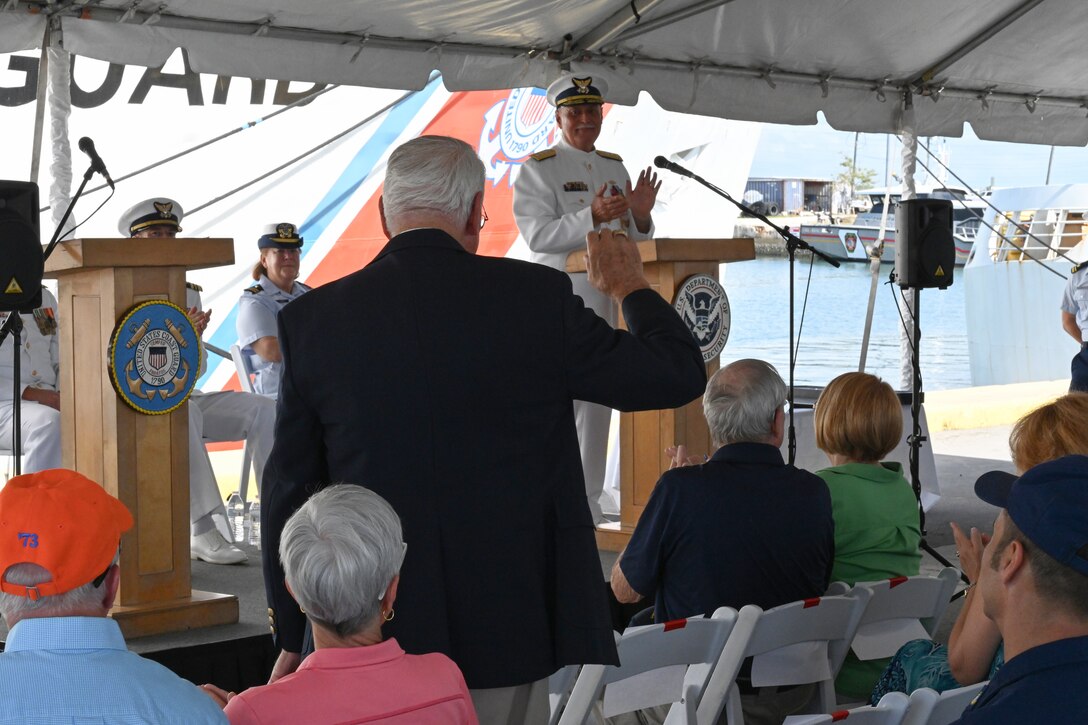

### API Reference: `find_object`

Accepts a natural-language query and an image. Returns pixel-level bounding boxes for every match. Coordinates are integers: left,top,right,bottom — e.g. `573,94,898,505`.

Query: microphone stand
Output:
42,162,96,263
657,162,840,464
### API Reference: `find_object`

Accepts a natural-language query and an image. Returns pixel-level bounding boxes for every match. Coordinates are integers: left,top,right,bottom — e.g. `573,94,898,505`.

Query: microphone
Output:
78,137,115,190
653,155,693,178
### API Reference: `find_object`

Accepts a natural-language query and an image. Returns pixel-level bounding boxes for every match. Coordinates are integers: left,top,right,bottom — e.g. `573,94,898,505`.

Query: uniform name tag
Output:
563,181,589,192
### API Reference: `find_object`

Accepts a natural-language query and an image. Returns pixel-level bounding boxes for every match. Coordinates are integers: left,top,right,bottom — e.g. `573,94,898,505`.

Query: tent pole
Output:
29,25,51,184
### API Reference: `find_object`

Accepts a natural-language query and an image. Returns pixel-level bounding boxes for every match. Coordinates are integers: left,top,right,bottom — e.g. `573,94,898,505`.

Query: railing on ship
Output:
991,207,1088,262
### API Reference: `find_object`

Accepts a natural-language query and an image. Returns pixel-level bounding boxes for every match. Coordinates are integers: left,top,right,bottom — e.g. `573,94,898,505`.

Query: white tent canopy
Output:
3,0,1088,146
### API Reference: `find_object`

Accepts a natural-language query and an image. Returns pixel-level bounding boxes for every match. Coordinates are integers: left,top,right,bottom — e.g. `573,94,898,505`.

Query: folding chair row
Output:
552,568,965,725
557,590,873,725
781,682,987,725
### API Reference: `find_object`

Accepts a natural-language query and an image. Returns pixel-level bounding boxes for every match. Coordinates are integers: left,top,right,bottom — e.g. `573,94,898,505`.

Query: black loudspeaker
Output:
895,198,955,290
0,181,43,312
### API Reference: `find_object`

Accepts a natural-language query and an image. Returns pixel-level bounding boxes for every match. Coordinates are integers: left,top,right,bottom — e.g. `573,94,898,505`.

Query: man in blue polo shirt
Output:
0,469,226,724
952,455,1088,724
611,359,834,724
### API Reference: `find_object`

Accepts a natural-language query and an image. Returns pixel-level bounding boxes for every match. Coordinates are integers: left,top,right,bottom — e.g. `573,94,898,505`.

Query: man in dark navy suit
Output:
261,135,706,724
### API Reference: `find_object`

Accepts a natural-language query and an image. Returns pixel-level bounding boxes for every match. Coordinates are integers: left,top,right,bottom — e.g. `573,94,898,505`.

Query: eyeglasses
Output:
480,206,489,230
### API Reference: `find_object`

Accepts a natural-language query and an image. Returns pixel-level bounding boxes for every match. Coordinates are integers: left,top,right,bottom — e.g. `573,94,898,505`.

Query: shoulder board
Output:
245,283,263,294
595,150,623,162
530,149,557,161
186,282,203,292
1074,263,1082,275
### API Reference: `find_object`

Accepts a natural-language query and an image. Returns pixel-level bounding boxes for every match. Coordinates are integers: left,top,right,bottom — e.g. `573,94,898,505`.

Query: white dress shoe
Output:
191,530,247,565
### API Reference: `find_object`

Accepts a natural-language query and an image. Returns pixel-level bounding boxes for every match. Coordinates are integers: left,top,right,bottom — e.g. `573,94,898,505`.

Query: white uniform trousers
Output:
188,390,276,538
570,272,617,523
0,400,61,473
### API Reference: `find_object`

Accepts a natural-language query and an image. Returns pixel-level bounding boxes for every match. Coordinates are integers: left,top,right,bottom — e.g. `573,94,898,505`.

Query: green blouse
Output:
817,461,923,699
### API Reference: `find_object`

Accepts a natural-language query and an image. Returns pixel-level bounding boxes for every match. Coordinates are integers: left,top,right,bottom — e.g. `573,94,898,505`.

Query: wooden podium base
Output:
595,521,634,553
111,590,239,639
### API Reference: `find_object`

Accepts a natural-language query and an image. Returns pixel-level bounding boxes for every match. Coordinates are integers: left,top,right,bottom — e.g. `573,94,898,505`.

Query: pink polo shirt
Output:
224,638,478,724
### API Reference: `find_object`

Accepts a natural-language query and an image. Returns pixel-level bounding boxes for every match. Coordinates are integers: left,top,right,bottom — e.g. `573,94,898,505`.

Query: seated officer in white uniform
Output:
236,223,311,398
513,74,662,524
119,198,276,565
0,288,61,473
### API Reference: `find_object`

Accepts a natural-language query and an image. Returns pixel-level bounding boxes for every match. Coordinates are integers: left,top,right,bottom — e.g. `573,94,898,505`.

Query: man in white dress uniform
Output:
513,75,661,523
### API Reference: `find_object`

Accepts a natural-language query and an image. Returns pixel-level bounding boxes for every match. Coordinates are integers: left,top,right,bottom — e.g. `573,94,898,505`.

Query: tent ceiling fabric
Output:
4,0,1088,145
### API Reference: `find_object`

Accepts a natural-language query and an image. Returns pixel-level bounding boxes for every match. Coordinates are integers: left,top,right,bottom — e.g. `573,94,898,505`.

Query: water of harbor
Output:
719,257,970,391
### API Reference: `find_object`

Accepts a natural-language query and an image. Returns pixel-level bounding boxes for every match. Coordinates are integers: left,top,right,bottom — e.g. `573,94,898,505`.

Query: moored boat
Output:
798,186,985,265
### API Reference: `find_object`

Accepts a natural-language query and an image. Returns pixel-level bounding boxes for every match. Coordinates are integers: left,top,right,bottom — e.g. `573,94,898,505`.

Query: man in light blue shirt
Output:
0,469,226,724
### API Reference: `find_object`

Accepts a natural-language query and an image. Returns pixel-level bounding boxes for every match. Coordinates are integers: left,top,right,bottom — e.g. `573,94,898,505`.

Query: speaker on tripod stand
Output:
895,198,955,290
892,196,964,578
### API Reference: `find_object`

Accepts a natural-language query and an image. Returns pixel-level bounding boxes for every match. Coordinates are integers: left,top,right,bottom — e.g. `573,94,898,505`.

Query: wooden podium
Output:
45,238,239,637
566,238,755,551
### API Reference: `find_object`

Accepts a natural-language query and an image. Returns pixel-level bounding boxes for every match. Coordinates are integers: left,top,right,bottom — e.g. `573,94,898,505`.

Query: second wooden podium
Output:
46,238,239,637
566,238,755,551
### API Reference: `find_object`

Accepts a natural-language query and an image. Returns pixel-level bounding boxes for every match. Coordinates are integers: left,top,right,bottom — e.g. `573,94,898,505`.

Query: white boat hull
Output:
963,184,1088,387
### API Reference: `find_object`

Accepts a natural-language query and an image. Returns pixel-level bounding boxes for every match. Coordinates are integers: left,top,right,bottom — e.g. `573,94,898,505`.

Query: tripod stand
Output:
902,283,966,580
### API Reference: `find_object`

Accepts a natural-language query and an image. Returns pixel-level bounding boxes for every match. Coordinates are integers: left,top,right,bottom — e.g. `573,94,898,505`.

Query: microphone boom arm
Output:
654,156,840,467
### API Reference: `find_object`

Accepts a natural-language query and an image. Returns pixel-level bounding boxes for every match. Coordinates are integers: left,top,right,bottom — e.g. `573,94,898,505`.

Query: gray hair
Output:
382,136,485,230
280,484,405,638
703,359,787,446
0,560,114,623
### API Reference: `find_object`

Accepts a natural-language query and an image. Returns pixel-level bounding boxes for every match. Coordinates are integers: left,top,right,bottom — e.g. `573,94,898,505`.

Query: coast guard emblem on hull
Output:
674,275,730,363
108,300,201,415
479,87,556,186
844,231,858,254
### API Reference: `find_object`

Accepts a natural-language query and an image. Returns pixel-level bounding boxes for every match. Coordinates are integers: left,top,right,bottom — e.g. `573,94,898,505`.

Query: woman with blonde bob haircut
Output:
813,371,921,699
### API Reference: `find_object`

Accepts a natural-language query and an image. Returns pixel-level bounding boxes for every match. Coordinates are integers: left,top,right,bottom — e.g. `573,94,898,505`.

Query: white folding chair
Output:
782,691,909,724
549,665,581,725
848,568,961,664
900,683,986,725
558,607,738,725
698,589,873,725
227,344,259,504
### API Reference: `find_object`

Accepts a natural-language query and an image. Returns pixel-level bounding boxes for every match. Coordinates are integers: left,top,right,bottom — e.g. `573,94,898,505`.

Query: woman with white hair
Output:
203,485,476,724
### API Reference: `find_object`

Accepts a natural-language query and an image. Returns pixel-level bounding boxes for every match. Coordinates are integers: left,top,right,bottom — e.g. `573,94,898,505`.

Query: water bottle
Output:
248,499,262,550
227,491,245,543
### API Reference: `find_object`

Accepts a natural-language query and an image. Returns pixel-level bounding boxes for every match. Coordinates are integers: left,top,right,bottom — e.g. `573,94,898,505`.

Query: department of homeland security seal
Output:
673,274,730,363
107,300,201,415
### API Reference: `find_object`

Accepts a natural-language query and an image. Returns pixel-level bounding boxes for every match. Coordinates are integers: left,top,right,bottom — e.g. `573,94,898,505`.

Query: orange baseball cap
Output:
0,468,133,600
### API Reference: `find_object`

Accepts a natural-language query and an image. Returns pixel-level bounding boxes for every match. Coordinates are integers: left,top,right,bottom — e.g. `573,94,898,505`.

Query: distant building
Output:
743,177,833,215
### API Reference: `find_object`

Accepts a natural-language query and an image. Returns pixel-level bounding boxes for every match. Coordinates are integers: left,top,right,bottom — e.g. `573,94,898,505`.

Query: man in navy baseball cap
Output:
952,455,1088,723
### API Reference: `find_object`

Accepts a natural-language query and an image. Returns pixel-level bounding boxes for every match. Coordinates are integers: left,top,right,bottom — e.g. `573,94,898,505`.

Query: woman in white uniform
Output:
236,223,311,398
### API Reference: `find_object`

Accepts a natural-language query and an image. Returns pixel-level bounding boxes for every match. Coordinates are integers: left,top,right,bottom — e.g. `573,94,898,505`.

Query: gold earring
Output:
383,608,395,622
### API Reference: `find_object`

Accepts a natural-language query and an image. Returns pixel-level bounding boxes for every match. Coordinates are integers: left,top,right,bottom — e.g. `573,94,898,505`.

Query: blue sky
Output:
749,116,1088,190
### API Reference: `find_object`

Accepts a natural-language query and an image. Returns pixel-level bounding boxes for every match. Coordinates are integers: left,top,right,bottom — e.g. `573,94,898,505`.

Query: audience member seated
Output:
610,359,834,725
202,484,477,724
812,371,921,699
950,455,1088,723
872,393,1088,702
0,469,226,724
